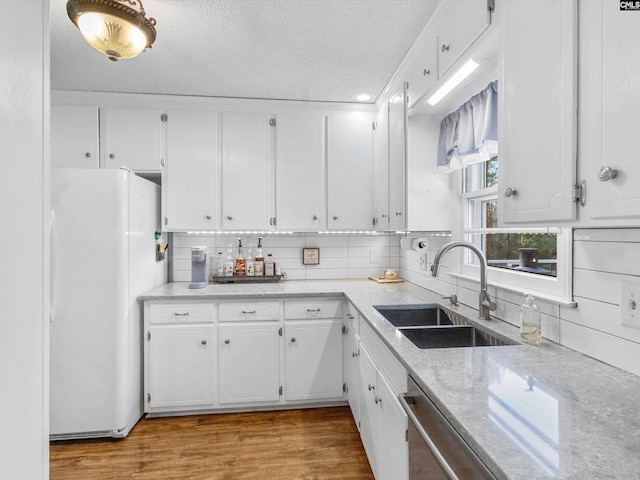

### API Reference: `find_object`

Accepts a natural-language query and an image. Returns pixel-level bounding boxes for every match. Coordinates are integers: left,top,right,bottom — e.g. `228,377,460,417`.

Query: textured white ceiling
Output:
50,0,440,103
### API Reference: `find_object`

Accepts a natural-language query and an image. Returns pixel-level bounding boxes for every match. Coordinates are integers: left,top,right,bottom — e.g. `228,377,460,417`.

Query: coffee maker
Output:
188,246,209,289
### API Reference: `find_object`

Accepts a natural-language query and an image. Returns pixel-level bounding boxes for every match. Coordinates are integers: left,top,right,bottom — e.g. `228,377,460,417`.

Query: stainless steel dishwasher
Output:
398,376,497,480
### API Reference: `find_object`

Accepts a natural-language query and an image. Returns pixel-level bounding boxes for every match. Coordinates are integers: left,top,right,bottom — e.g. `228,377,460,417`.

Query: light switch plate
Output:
419,253,428,271
620,280,640,329
369,249,379,264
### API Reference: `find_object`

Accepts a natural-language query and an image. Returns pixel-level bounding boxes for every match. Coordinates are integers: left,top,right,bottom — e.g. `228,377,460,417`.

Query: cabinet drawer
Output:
361,320,407,394
284,299,343,320
150,303,214,324
219,301,280,322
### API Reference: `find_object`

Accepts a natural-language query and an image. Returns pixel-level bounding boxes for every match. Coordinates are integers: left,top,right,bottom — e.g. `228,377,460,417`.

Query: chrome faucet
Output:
431,241,497,320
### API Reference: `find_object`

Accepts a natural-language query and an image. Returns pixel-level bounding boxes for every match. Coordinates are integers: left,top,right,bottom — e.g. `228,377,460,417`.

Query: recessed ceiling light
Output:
355,93,372,102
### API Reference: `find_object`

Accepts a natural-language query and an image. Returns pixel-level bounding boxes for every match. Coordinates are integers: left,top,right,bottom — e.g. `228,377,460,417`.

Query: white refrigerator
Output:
50,168,167,439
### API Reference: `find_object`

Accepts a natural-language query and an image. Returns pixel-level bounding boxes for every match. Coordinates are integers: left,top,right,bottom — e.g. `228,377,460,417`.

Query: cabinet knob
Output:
346,313,354,320
352,352,358,358
313,215,318,220
504,187,517,198
381,214,387,218
441,44,450,53
85,152,91,158
206,215,211,220
227,216,233,221
291,337,296,343
333,216,338,220
109,154,115,159
201,339,207,345
224,339,230,344
368,384,375,391
598,166,619,182
423,69,431,76
375,396,382,404
395,211,402,216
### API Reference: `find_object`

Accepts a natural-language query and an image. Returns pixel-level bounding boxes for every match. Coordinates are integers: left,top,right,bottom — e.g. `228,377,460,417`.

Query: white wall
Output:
172,233,400,282
0,1,49,478
401,230,640,377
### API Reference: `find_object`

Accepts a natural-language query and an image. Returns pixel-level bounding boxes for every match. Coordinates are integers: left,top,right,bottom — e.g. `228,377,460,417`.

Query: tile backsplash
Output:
171,233,400,282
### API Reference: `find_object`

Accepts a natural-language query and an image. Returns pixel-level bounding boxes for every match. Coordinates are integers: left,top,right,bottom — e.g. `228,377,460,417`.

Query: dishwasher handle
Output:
398,393,460,480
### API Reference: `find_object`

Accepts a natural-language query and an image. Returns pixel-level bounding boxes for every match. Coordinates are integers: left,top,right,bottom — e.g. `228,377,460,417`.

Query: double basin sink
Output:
374,305,518,349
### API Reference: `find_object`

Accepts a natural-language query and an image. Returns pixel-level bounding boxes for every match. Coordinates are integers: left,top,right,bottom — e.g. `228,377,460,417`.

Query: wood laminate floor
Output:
50,406,374,480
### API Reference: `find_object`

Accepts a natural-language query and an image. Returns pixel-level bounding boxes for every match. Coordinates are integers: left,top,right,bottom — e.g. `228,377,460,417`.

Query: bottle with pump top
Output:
265,253,275,276
254,237,264,276
245,244,255,276
234,237,246,276
224,244,234,277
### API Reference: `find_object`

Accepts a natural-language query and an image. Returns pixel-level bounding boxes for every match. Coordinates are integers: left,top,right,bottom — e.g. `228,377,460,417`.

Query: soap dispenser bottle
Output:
520,293,541,345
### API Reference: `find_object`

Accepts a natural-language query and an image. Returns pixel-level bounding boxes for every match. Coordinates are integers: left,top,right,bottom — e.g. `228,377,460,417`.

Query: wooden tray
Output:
368,276,405,284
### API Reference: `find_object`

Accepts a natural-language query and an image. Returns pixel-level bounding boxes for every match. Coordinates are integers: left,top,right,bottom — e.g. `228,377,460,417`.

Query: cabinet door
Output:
373,105,390,230
438,0,492,76
102,107,163,172
499,0,577,224
163,110,218,231
284,320,343,401
147,325,215,409
327,116,374,230
406,34,439,108
376,374,409,480
388,84,408,230
358,346,379,477
51,105,99,168
218,323,280,404
580,0,640,223
221,112,274,230
344,324,361,428
275,114,324,231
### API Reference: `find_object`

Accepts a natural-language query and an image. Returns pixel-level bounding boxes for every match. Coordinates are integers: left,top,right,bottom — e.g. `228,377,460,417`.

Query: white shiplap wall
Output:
400,229,640,377
172,233,400,281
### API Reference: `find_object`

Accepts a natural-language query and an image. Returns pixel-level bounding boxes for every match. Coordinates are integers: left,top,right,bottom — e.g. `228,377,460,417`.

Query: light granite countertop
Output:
140,279,640,479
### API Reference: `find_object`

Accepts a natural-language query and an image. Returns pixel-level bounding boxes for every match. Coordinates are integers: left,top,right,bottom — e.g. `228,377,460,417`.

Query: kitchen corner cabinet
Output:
275,114,325,231
221,112,274,230
51,105,99,169
163,110,219,231
101,107,164,173
283,299,344,401
327,116,375,230
499,0,578,225
578,0,640,224
145,303,216,410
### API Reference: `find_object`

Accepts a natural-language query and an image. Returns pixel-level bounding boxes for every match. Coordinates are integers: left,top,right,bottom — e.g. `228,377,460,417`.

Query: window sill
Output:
448,272,577,308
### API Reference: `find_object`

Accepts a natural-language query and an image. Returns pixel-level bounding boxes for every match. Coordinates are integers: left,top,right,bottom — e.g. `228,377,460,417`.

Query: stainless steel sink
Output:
399,325,518,349
374,305,453,327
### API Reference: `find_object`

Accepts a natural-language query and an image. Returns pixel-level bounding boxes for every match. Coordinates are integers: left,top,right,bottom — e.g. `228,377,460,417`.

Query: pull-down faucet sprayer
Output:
431,241,497,320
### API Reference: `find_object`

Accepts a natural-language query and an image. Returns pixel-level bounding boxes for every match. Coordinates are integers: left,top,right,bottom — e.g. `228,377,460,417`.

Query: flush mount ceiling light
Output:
66,0,157,62
355,93,373,102
427,59,480,106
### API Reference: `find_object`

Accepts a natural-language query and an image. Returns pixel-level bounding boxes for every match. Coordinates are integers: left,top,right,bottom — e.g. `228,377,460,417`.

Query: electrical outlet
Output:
621,280,640,329
419,253,428,271
369,249,379,264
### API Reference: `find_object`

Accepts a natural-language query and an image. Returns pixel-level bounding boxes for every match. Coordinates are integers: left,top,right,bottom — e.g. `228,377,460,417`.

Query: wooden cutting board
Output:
368,276,405,284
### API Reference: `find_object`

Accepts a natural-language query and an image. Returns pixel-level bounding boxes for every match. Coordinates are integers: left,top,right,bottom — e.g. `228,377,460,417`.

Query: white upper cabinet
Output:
373,106,390,230
578,0,640,224
327,116,375,230
221,112,274,230
437,0,493,77
275,114,325,231
101,107,163,172
163,110,219,231
388,85,408,230
405,33,438,108
51,105,99,169
499,0,578,225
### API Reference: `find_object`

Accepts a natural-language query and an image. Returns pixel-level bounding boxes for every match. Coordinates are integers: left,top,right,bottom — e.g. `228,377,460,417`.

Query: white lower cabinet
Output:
147,324,215,409
218,322,280,404
343,308,362,428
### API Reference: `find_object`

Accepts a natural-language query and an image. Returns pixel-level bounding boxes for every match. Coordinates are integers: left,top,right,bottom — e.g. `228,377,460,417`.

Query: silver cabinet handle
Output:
598,166,619,181
346,313,354,320
109,153,115,159
441,44,450,53
368,384,375,391
423,69,431,76
224,339,230,344
174,312,189,317
85,152,91,158
381,214,387,218
504,187,517,198
242,310,256,315
201,339,207,345
307,308,321,313
352,351,358,358
375,397,382,404
396,211,402,216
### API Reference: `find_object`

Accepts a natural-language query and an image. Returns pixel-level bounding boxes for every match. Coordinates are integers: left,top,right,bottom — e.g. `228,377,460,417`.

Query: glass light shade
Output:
67,0,157,62
77,12,147,61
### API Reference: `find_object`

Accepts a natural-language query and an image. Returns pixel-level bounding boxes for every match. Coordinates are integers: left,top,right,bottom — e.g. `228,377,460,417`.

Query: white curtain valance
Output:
437,80,498,173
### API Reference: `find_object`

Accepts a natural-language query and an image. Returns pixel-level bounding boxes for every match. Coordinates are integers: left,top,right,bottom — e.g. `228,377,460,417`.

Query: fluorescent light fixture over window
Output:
427,59,480,106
